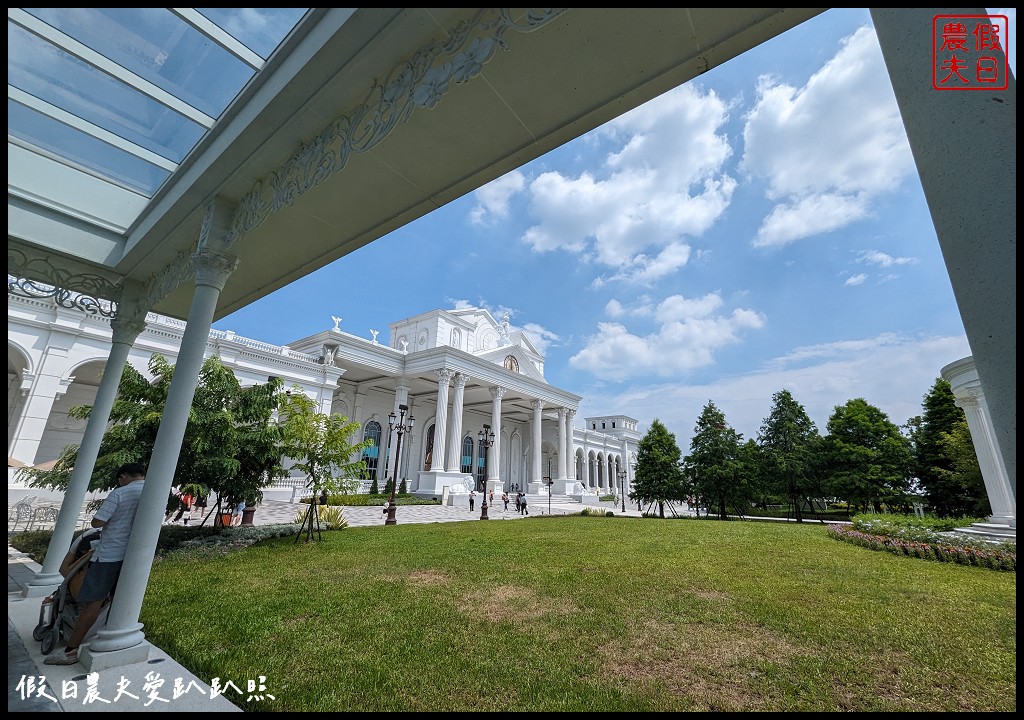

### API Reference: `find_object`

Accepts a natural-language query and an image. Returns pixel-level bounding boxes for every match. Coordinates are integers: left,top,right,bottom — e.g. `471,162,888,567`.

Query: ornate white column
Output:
942,356,1015,527
431,369,453,471
529,399,544,491
487,386,505,487
565,408,576,481
556,407,568,487
445,373,467,471
25,290,149,596
87,199,239,668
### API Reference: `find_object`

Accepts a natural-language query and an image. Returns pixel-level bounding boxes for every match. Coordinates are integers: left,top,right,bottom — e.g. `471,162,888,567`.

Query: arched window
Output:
461,436,474,474
361,421,382,479
503,354,519,372
423,424,435,471
450,327,462,348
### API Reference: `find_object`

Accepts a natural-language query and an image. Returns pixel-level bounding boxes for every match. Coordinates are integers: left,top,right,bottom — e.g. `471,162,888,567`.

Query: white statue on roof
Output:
499,311,512,345
331,315,342,331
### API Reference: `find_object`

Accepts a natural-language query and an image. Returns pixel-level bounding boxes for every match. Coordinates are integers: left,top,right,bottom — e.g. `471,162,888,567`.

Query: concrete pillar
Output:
557,407,568,488
431,369,453,470
942,356,1015,527
445,373,466,471
85,199,239,669
487,386,505,488
25,289,148,596
529,399,544,492
872,8,1016,503
565,409,576,481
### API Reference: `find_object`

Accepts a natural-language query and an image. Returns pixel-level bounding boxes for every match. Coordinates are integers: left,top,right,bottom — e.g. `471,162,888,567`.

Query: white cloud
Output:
569,293,765,381
743,25,915,247
518,84,736,275
519,322,559,355
844,273,867,286
605,299,625,318
754,193,868,248
469,170,526,225
855,249,916,267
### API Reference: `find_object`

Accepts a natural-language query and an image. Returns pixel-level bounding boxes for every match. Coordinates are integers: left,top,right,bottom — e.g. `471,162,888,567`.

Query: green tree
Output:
821,398,913,514
631,419,686,518
910,378,982,517
757,389,821,522
683,401,747,520
278,391,370,540
20,355,287,515
278,390,370,535
933,417,989,517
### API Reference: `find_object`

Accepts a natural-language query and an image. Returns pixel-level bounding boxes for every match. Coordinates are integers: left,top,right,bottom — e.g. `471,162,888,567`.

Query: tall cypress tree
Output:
913,378,975,517
632,419,686,518
684,401,747,520
757,389,820,522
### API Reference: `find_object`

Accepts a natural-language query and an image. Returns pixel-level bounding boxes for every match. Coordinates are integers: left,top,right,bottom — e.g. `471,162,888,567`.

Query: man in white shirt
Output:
44,462,146,666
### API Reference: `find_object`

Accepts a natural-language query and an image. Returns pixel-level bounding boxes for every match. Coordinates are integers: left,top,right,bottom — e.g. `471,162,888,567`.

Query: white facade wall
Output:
8,293,638,501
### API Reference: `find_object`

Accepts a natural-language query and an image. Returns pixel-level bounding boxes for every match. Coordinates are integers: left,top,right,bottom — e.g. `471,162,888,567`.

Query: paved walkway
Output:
9,493,628,711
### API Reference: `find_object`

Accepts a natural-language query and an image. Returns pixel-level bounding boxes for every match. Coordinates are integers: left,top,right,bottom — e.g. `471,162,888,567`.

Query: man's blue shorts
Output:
76,560,124,603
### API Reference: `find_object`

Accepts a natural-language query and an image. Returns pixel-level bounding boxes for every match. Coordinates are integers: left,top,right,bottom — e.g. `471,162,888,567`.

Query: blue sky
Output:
215,8,1015,450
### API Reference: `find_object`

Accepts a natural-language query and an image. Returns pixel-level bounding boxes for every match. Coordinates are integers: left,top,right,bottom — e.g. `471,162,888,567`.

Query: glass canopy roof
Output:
7,7,308,222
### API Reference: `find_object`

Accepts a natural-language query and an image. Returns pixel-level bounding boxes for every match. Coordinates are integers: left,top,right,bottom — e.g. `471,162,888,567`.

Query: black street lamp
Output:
477,424,495,520
384,404,414,526
617,468,627,513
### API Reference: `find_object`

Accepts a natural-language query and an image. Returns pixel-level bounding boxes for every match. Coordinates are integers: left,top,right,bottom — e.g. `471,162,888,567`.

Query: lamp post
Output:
384,404,414,526
478,424,495,520
617,468,627,513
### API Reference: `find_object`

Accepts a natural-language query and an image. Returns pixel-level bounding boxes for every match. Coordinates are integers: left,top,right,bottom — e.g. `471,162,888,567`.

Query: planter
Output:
217,512,232,527
241,506,256,527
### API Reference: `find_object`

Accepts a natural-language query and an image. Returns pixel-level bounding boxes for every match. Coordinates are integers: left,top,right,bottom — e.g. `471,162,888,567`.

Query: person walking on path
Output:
44,462,147,666
502,492,510,511
468,491,476,512
519,493,528,516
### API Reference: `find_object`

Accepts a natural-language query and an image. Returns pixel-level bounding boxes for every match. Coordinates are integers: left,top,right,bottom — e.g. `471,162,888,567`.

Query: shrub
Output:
828,523,1015,572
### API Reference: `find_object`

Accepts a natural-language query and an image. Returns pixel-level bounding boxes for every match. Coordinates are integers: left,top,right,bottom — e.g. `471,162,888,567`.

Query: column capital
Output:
531,398,544,411
489,386,506,401
953,394,981,410
436,368,455,384
453,372,467,389
192,248,239,290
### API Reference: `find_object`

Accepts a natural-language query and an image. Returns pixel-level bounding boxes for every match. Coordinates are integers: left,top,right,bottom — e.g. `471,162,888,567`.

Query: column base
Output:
417,470,474,496
82,639,152,671
23,572,64,597
87,621,146,654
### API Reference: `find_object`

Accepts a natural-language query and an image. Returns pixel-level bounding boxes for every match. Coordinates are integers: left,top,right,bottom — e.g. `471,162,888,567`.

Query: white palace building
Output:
8,289,640,503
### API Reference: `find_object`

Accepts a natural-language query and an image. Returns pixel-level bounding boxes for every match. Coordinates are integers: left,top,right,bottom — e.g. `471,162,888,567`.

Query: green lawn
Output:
136,516,1016,712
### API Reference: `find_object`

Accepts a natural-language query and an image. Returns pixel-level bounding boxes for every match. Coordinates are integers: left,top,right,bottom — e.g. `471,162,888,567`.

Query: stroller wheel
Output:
40,627,57,655
32,622,47,641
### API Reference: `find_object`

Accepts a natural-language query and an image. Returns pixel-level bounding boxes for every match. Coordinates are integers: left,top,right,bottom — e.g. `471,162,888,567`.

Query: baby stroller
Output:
32,527,103,655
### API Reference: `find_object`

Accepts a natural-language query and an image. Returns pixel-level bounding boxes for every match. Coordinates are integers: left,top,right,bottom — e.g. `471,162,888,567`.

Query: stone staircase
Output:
943,522,1016,545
